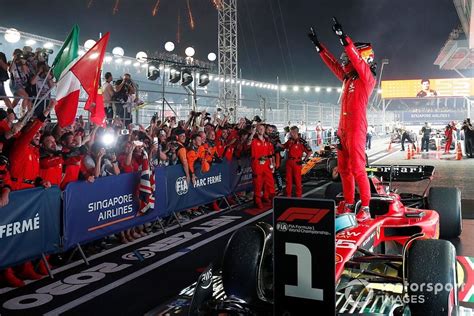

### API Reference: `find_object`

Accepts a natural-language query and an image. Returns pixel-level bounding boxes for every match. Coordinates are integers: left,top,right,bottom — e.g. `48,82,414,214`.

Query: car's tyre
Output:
221,223,273,305
328,159,340,182
406,239,457,316
324,182,343,200
427,187,462,239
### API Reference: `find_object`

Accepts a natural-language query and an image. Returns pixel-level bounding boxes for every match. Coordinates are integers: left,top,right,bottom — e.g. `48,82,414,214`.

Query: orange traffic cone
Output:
387,141,392,151
406,145,412,160
456,142,462,160
416,142,421,154
411,145,416,159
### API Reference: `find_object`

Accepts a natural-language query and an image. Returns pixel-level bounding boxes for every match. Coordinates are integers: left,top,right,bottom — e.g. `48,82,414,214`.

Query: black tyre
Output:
427,187,462,239
406,239,457,316
328,159,340,182
324,182,343,200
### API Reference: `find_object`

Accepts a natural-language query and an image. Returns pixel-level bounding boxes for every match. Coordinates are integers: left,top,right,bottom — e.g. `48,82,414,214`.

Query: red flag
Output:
55,33,109,127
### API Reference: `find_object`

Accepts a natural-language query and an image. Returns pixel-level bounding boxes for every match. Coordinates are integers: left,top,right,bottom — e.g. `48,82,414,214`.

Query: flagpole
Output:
30,67,54,109
24,86,55,122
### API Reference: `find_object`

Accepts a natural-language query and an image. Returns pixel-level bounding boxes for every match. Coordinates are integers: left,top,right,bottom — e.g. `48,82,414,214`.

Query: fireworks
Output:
151,0,160,16
211,0,223,10
186,0,195,30
112,0,120,15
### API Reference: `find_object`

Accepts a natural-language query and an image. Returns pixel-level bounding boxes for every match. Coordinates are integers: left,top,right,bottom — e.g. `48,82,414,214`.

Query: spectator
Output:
113,73,135,125
0,51,12,108
9,49,33,112
174,129,191,183
30,62,55,118
102,72,115,122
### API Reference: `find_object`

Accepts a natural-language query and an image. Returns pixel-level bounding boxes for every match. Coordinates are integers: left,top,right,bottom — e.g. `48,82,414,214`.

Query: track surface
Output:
1,139,472,315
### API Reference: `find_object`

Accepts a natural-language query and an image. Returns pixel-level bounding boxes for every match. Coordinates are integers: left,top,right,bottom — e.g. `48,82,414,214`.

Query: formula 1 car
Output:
156,165,463,315
300,145,340,181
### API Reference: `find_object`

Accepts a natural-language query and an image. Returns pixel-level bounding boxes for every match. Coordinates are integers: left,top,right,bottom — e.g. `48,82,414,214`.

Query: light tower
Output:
217,0,238,118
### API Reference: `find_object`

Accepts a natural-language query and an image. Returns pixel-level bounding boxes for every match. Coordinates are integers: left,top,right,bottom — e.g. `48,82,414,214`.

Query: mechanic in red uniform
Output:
40,133,63,186
308,17,376,221
444,121,456,154
284,126,312,197
248,124,275,209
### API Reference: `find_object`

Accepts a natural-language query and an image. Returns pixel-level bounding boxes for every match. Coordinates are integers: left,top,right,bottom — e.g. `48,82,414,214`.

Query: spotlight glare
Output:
164,41,175,52
281,85,287,92
337,88,342,92
4,28,21,43
112,46,124,57
207,52,217,61
25,39,36,46
304,86,310,92
136,51,148,62
315,87,321,92
326,87,332,92
43,42,54,49
84,39,96,50
124,59,132,65
185,47,195,57
104,55,113,63
293,86,299,92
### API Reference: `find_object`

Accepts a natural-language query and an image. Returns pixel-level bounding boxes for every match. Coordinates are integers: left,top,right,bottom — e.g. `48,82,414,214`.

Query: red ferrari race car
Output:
155,165,464,315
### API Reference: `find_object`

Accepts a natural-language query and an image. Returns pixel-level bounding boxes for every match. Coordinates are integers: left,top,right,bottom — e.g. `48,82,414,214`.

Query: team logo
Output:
175,176,188,195
335,253,343,264
276,222,288,232
277,207,329,224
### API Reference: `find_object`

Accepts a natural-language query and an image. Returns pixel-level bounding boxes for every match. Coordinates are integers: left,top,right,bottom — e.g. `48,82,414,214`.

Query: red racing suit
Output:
284,137,312,197
9,119,44,191
250,136,275,205
319,37,376,207
444,126,455,153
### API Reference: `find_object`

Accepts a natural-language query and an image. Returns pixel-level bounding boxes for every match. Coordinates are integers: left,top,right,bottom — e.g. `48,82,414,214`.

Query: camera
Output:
36,48,53,63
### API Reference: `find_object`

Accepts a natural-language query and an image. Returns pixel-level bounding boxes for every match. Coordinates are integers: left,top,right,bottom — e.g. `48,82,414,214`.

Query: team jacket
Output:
9,119,44,191
319,37,376,137
284,138,312,161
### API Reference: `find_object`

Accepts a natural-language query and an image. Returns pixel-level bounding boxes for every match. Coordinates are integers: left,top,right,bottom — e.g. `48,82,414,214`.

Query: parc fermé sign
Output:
273,197,336,315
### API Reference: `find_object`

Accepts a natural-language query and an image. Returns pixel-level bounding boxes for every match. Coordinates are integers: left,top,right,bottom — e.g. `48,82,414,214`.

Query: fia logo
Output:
175,176,189,195
276,222,288,232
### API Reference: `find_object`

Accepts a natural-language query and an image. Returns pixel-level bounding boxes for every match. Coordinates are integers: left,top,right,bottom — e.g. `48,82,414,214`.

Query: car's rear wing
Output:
367,165,435,182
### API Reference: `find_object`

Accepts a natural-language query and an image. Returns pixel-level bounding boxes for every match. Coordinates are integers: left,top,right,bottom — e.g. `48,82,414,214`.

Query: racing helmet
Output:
354,42,375,65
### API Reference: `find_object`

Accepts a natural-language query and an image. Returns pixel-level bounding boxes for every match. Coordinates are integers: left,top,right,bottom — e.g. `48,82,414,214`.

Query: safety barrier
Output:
0,187,61,269
0,159,254,268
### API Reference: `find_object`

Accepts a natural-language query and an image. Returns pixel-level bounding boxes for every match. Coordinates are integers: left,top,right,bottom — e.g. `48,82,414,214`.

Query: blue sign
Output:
155,162,231,217
0,187,61,269
402,112,466,124
63,173,161,250
229,157,253,193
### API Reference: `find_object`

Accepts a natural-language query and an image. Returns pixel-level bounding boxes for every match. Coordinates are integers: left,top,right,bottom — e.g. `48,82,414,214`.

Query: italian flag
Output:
54,27,109,127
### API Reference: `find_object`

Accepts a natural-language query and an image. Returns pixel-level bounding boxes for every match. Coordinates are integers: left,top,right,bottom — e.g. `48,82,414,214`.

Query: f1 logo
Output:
277,207,329,224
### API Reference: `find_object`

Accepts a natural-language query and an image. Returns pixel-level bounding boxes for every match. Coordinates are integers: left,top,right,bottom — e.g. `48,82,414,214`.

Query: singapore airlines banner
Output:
381,78,474,99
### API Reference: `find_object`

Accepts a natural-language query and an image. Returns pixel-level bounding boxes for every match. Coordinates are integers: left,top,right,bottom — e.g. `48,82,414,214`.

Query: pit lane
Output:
1,138,472,315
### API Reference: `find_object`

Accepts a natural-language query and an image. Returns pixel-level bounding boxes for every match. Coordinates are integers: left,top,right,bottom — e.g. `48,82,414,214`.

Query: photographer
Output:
102,72,115,122
81,143,120,179
0,51,12,108
113,73,135,125
9,49,33,112
30,62,55,118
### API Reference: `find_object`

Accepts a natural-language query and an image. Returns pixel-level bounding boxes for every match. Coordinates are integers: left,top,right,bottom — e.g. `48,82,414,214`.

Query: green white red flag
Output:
54,31,109,127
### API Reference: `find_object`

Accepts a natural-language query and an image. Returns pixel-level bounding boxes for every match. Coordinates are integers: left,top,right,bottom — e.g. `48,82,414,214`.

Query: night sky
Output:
0,0,462,85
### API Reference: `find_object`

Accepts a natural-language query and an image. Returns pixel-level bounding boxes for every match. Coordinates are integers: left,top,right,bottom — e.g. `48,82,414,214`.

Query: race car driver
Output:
283,126,312,197
308,17,376,221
